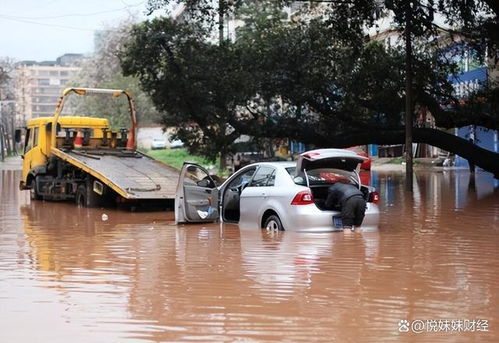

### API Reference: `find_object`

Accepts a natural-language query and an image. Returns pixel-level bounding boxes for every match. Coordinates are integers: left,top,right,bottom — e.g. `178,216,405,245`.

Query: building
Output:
14,53,85,125
369,13,499,164
450,65,498,169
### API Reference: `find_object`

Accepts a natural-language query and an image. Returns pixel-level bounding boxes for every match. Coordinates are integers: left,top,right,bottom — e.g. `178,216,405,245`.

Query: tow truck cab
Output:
20,116,110,191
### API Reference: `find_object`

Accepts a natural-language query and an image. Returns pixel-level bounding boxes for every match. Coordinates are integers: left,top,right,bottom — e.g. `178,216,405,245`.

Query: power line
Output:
0,1,146,20
0,15,97,32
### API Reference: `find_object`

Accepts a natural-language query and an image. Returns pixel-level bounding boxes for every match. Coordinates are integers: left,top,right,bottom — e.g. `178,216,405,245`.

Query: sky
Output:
0,0,168,61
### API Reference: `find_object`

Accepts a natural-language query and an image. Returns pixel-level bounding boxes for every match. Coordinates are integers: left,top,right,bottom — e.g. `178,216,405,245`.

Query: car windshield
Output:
286,167,357,186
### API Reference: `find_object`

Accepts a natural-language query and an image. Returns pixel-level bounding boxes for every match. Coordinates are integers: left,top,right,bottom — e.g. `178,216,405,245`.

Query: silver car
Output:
151,137,167,150
175,149,380,232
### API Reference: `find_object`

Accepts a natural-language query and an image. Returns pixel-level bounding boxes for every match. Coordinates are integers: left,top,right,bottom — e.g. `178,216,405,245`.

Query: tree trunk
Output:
218,0,224,44
219,152,227,171
404,2,413,191
0,124,5,162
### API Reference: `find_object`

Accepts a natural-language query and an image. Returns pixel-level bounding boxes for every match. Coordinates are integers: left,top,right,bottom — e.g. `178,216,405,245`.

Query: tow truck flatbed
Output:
52,148,179,199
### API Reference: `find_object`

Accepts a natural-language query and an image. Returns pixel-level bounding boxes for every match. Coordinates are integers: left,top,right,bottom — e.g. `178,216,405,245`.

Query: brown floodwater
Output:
1,169,498,342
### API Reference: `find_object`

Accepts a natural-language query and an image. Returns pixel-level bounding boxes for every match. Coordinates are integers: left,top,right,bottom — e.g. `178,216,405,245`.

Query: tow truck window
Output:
24,128,33,153
32,127,39,148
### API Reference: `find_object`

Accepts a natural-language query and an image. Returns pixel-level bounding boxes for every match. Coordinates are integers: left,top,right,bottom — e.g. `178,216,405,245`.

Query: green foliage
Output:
121,17,255,160
146,148,213,170
121,0,498,159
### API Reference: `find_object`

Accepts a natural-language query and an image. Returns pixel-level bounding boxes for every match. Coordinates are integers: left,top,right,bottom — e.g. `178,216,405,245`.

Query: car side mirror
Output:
197,178,212,188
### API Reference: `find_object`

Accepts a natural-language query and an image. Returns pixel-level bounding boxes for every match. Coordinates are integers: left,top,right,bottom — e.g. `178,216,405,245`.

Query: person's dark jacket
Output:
325,182,364,210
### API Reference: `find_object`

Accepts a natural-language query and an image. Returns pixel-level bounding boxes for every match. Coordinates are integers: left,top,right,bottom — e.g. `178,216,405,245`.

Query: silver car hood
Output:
296,149,366,174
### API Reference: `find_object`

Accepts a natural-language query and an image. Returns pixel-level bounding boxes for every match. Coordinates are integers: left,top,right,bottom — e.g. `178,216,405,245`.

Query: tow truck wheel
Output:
76,183,101,207
76,185,87,207
30,177,42,200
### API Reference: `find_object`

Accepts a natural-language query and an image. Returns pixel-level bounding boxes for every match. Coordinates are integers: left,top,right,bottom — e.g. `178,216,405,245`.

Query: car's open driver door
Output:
175,162,219,223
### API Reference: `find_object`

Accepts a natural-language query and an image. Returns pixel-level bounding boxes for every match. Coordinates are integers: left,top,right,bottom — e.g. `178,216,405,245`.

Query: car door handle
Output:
204,189,211,193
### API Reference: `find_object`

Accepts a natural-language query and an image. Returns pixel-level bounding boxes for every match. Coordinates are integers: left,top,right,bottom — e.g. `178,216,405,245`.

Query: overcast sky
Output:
0,0,167,61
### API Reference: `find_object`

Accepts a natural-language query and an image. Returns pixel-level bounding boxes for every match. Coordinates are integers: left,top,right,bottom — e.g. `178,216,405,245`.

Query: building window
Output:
38,79,50,86
40,105,55,112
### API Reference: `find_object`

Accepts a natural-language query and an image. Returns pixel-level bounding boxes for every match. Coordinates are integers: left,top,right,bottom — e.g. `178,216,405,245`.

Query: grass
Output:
387,156,420,165
387,157,405,164
145,148,215,170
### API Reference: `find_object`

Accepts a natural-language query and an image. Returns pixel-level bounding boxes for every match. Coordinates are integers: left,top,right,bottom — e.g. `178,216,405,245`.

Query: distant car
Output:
151,138,167,150
169,139,184,149
175,149,380,232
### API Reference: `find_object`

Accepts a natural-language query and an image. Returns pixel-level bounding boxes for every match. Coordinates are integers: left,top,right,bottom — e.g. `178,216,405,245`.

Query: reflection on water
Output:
0,170,498,342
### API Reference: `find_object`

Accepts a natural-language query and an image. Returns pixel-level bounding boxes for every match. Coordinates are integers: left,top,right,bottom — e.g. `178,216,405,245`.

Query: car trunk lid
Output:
296,149,366,175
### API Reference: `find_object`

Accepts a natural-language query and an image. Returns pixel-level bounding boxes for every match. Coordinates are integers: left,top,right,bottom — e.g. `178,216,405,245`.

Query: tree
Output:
0,58,16,158
124,0,498,175
121,18,258,163
69,18,161,129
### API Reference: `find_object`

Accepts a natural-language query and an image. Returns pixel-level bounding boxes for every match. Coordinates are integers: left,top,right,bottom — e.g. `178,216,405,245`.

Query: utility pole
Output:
404,2,414,192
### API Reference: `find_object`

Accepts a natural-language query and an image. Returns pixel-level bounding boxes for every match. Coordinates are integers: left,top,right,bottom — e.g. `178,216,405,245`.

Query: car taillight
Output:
291,190,314,205
369,191,380,204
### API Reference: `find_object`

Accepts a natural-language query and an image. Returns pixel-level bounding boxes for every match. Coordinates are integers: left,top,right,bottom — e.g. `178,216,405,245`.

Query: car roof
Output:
246,161,296,168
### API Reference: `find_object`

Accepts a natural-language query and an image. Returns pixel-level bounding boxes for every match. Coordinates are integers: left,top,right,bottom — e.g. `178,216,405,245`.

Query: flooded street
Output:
1,168,498,342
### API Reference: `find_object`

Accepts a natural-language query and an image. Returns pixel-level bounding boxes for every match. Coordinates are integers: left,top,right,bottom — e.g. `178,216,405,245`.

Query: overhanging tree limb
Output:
311,127,499,177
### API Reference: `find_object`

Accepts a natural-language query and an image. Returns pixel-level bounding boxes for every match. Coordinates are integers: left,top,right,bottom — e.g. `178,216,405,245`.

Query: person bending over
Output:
325,179,366,231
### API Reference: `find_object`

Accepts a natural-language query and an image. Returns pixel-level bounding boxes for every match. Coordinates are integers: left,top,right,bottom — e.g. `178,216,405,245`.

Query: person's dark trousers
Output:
342,195,367,227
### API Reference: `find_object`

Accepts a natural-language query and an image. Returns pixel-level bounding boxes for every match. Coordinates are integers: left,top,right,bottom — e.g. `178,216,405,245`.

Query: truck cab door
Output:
175,162,219,223
21,127,40,183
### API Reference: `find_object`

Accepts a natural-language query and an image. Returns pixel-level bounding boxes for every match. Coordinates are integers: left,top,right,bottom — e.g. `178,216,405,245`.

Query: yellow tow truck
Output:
19,87,179,208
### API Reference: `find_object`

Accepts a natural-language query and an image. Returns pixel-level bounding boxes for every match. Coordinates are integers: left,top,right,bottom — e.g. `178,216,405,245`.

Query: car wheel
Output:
264,215,284,231
30,177,42,200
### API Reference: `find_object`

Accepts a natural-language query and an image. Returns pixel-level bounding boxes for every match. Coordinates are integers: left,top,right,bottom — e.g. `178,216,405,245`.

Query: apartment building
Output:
15,53,84,125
